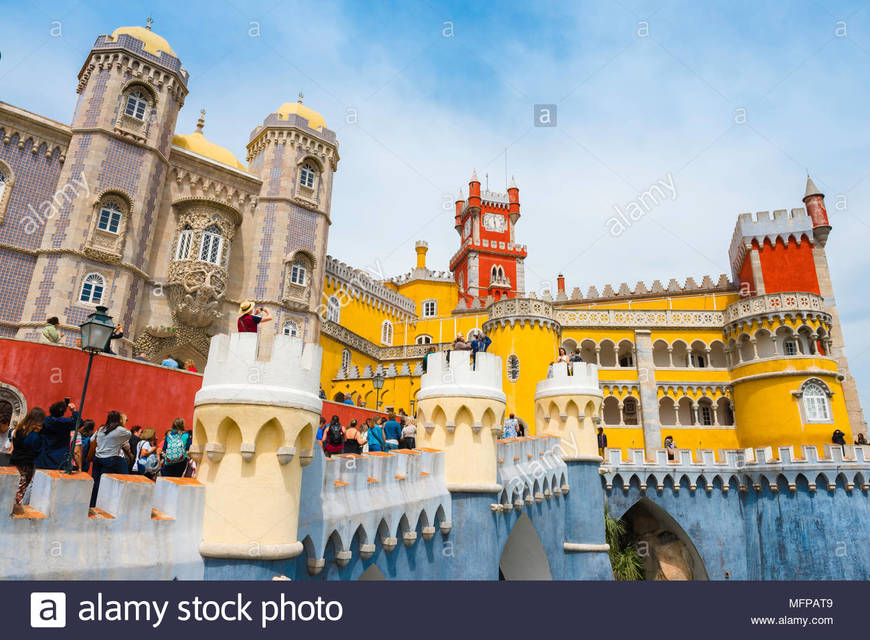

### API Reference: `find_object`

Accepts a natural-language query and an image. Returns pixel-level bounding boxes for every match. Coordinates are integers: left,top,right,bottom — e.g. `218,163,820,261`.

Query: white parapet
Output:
418,351,506,403
1,469,204,579
535,361,602,401
194,333,323,412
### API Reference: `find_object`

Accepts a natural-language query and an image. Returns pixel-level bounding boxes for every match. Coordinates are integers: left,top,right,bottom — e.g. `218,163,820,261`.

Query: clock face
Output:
463,218,471,237
483,212,506,233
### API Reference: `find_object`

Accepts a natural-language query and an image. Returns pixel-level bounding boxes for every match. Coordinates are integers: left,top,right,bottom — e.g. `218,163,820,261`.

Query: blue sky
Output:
3,0,870,421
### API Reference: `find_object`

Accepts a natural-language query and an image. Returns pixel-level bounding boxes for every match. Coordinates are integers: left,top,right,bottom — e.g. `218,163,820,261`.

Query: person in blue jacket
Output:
470,330,492,369
34,399,79,470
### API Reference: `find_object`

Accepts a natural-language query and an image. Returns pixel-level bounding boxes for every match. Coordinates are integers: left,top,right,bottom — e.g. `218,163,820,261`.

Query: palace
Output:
0,24,865,462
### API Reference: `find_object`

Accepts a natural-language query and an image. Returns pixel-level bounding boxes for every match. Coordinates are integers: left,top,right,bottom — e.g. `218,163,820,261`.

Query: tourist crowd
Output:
2,398,194,515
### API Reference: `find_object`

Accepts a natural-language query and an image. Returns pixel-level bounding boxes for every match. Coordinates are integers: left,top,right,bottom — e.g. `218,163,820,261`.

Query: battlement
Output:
535,362,602,400
417,351,506,402
325,255,417,317
728,207,815,277
601,445,870,494
1,469,204,579
496,436,568,509
298,447,451,570
195,333,322,411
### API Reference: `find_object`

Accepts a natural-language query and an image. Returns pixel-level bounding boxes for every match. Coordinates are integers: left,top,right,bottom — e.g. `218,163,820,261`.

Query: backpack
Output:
164,431,187,465
327,423,344,446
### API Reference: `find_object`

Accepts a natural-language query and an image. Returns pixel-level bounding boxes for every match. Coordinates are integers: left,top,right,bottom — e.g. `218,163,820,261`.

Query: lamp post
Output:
64,305,115,474
373,373,385,411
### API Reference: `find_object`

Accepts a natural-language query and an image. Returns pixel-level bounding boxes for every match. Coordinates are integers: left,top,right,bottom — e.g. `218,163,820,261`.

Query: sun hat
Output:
239,300,254,314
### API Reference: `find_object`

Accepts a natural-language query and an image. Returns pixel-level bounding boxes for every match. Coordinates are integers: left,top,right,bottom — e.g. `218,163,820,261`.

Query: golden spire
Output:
145,16,153,31
196,108,206,133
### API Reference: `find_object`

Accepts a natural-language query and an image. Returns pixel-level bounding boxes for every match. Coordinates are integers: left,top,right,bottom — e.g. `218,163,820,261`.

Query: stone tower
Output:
192,332,321,571
17,25,188,351
535,361,612,579
450,172,527,304
416,351,506,490
483,297,561,433
244,96,339,344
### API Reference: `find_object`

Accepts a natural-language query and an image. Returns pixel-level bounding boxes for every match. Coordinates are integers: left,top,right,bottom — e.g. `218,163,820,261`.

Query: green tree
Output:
605,506,644,581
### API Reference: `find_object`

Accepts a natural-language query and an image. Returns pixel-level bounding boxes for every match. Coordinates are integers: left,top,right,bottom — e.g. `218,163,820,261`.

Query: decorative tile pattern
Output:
0,130,63,250
83,69,110,127
0,249,36,322
285,205,317,254
50,134,92,248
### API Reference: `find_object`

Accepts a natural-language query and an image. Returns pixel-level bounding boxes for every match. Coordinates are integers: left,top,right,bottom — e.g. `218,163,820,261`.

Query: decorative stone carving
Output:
168,260,227,327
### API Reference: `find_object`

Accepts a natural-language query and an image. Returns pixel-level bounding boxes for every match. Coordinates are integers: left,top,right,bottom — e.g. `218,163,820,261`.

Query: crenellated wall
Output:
602,445,870,579
0,469,204,580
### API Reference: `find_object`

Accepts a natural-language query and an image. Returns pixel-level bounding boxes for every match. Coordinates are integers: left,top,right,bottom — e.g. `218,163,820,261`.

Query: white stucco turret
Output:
416,351,506,493
193,333,322,562
535,361,603,460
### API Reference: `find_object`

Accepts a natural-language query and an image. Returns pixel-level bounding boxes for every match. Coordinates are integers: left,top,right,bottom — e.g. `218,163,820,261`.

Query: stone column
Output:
634,330,661,459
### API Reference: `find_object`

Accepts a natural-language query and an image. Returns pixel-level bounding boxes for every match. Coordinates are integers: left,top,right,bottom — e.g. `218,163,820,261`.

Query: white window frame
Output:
97,202,123,234
289,261,307,286
699,404,713,426
124,90,148,120
326,295,341,323
802,383,832,422
300,162,316,188
783,338,798,356
79,273,105,305
416,334,433,345
282,320,299,337
0,170,6,200
341,348,351,370
175,227,193,260
381,320,393,346
199,225,223,264
422,299,437,318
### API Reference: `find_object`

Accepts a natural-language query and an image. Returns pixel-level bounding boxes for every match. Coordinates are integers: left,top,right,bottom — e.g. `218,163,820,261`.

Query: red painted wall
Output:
757,236,820,295
0,339,202,430
738,252,755,296
320,400,388,426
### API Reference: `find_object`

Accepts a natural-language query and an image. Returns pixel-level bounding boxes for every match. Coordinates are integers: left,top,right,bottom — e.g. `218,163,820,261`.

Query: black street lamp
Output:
373,373,385,410
64,305,115,474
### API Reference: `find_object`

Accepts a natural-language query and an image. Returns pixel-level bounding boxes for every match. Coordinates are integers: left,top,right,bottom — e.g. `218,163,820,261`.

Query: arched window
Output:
422,299,437,318
416,334,432,345
341,348,351,370
199,224,223,264
299,162,317,188
282,320,299,337
289,261,307,286
124,90,149,120
326,295,341,323
96,201,123,234
79,273,105,304
458,272,464,292
802,382,831,422
381,320,393,345
175,225,193,260
507,354,520,382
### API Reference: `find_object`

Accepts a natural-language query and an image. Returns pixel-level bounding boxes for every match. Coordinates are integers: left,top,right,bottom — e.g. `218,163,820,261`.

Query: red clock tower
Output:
449,171,527,304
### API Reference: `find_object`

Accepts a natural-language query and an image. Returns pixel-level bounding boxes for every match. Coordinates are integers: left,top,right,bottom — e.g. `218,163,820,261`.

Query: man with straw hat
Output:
237,300,272,333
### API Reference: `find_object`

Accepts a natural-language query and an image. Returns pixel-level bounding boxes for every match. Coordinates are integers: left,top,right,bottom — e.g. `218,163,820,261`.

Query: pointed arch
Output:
499,512,552,580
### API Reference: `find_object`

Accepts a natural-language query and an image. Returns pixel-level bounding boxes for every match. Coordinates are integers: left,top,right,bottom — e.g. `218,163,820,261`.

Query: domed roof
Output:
109,25,176,57
172,111,247,172
276,94,326,131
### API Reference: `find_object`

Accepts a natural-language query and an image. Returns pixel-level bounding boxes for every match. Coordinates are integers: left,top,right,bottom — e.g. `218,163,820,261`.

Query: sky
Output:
2,0,870,419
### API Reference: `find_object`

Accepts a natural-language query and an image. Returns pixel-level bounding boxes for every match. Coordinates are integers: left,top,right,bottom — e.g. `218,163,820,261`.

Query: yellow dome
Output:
173,131,247,172
276,100,326,131
109,26,176,57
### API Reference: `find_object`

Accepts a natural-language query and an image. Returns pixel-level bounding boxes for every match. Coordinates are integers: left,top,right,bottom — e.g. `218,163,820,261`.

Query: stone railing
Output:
495,436,568,509
555,308,724,329
724,292,827,327
417,351,505,402
1,469,204,579
601,445,870,494
298,447,451,573
536,361,602,400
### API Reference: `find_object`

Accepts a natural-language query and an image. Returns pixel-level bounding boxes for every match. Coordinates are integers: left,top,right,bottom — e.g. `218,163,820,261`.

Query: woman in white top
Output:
87,410,131,507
